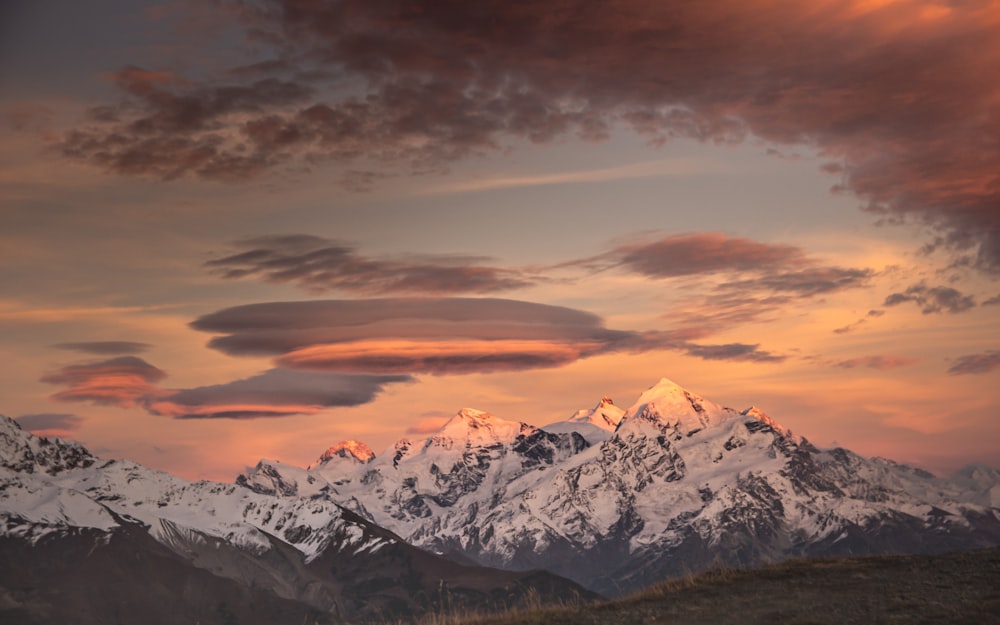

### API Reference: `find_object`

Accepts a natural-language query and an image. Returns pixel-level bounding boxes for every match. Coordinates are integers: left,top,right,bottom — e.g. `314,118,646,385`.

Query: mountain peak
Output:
315,440,375,465
566,396,625,432
620,377,726,435
455,407,491,421
740,406,790,436
627,377,695,412
647,377,687,394
437,408,532,444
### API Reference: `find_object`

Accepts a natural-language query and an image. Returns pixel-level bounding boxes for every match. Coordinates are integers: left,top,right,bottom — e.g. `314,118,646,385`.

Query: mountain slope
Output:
446,548,1000,625
0,416,592,623
239,377,1000,595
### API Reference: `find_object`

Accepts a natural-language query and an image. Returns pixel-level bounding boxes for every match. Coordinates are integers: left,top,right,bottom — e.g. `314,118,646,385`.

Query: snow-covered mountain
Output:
238,377,1000,596
540,396,624,444
0,415,590,624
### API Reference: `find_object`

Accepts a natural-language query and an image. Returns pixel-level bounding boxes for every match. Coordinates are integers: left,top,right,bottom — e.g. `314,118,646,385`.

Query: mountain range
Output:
237,378,1000,596
0,413,588,624
2,377,999,622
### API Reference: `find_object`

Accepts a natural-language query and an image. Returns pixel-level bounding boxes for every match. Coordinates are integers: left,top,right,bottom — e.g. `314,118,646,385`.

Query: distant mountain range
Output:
0,414,588,624
237,377,1000,596
2,377,998,624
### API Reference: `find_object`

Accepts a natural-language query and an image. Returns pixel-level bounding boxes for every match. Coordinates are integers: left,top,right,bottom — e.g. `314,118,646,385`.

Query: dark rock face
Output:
236,461,299,496
0,418,96,475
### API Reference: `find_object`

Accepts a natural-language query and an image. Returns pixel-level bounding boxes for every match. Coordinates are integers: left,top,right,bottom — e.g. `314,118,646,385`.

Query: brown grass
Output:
406,548,1000,625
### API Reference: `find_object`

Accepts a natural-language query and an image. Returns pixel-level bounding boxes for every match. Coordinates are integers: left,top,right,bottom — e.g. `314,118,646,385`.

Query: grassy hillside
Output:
409,548,1000,625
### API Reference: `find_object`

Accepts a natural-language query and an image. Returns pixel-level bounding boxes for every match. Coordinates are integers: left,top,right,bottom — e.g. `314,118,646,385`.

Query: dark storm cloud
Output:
51,341,152,355
58,0,1000,270
191,297,785,371
14,413,83,432
205,234,534,294
947,350,1000,376
883,283,976,314
39,356,409,418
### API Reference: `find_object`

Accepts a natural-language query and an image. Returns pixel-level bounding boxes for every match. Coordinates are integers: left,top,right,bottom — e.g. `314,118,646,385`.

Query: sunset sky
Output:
1,0,998,481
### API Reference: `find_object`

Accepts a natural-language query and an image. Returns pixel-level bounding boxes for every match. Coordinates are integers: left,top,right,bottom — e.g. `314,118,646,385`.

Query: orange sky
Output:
0,0,998,481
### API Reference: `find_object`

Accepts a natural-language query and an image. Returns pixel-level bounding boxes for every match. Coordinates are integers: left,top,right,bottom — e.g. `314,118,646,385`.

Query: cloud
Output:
681,342,785,363
983,294,1000,307
56,0,1000,271
191,297,784,370
883,283,976,314
14,413,83,433
600,236,874,339
40,356,168,408
833,309,886,335
835,355,920,370
151,369,412,419
570,233,873,339
190,298,619,356
205,235,534,294
275,339,601,375
579,233,806,277
61,66,314,180
40,356,409,419
717,267,874,297
51,341,152,355
947,351,1000,376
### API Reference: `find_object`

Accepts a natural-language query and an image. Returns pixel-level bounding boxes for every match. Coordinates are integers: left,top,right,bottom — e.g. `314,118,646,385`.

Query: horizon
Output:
1,0,998,482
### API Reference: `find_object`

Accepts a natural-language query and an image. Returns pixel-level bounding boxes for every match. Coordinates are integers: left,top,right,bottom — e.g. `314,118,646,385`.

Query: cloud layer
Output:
57,0,1000,271
191,296,784,372
40,356,409,419
947,351,1000,376
51,341,151,355
205,235,533,294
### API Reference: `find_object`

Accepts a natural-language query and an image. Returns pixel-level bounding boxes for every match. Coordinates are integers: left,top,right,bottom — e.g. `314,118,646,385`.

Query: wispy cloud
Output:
205,235,535,295
577,233,874,338
833,309,885,335
573,233,807,277
947,351,1000,376
423,157,720,195
51,341,151,355
883,283,976,314
40,356,411,419
835,355,920,370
